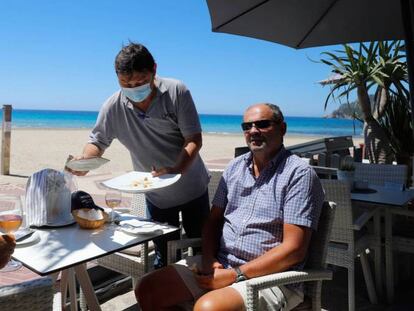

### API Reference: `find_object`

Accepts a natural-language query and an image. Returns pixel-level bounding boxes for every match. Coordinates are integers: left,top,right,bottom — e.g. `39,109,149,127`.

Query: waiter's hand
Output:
64,155,89,176
151,166,179,177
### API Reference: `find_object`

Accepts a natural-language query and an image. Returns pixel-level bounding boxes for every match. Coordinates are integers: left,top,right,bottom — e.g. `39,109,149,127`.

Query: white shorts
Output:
172,255,304,311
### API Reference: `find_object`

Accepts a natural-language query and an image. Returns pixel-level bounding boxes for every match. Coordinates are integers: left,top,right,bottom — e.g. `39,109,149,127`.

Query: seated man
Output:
0,234,16,269
136,103,324,311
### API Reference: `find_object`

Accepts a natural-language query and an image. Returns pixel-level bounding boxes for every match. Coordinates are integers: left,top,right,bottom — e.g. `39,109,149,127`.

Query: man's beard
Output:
247,137,267,152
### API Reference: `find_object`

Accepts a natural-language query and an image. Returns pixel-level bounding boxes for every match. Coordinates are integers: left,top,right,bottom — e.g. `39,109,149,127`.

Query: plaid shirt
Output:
212,146,324,274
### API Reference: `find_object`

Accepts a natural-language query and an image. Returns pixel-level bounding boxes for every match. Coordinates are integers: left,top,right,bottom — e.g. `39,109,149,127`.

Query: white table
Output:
12,214,179,311
351,185,414,300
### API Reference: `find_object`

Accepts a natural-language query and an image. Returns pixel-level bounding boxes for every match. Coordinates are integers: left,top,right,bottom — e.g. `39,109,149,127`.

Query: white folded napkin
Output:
118,219,164,235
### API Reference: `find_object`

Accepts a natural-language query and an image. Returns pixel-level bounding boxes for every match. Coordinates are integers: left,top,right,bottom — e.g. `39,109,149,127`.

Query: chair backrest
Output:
208,169,224,205
320,179,353,244
131,193,146,217
354,162,408,187
305,201,336,269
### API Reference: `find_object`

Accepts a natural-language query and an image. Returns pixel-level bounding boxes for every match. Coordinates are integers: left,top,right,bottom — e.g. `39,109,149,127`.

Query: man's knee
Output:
135,273,153,301
194,289,244,311
194,295,218,311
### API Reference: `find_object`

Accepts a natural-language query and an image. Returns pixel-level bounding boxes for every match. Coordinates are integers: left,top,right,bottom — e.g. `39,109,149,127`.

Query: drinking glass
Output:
105,190,122,223
0,196,23,272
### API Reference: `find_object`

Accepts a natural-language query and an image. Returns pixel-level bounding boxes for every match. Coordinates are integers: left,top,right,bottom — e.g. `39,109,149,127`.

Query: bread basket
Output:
72,209,109,229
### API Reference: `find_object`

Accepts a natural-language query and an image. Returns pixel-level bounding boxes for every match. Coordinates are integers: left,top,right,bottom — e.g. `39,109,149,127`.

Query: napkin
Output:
118,219,164,235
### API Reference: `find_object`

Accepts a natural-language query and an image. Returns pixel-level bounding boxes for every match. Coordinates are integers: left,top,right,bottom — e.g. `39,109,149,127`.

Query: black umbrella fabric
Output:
206,0,414,126
206,0,407,48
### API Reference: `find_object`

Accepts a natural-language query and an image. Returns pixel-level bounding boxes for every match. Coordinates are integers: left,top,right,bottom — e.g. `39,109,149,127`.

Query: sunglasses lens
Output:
255,120,271,129
241,120,274,131
241,122,252,131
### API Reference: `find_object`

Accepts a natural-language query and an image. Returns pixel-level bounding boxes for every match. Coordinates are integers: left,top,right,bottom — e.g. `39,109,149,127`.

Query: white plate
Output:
65,157,110,171
16,231,40,247
102,171,181,193
43,218,76,228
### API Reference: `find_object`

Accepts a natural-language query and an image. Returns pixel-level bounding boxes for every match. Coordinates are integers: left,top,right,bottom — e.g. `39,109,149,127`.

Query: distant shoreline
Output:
6,128,363,178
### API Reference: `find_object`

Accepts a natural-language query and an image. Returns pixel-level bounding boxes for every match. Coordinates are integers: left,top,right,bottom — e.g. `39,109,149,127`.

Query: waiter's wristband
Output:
234,266,248,283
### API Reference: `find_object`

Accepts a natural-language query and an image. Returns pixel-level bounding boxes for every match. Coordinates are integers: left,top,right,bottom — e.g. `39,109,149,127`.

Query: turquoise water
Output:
0,109,363,136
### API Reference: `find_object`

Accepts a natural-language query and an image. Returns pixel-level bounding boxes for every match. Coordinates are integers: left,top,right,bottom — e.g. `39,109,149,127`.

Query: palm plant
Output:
320,41,408,163
378,92,414,163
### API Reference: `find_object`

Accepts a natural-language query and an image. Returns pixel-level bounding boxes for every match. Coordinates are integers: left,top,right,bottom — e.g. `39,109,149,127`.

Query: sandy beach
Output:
6,128,363,177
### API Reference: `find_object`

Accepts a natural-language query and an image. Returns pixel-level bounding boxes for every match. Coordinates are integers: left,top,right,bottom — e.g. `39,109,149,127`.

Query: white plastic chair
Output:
96,193,151,288
385,207,414,303
168,201,336,311
321,179,379,311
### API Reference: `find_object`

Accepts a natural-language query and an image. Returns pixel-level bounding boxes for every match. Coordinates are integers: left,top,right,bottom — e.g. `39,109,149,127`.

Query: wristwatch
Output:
234,266,247,283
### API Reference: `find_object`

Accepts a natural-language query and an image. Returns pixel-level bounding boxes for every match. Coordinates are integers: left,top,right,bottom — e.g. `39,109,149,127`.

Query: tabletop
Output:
12,213,179,276
351,185,414,206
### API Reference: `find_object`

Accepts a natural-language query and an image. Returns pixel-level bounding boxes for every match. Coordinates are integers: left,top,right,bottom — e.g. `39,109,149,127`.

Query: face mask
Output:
122,82,152,102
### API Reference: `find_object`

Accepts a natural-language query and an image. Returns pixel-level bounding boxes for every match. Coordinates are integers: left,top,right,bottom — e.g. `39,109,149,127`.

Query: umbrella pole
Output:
401,0,414,130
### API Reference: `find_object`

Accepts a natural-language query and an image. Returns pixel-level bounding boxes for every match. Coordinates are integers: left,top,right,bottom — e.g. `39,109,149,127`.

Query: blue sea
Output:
0,109,363,137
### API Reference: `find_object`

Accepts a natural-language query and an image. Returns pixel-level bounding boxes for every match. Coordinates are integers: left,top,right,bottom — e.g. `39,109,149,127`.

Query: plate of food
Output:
102,171,181,193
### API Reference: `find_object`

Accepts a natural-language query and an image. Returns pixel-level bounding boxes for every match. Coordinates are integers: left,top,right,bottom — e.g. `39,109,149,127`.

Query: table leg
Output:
373,211,383,296
385,209,394,303
60,270,69,310
74,263,101,311
68,268,79,311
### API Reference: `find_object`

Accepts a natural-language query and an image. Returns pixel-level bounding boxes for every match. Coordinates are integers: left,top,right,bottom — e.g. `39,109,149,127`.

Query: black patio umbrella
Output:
206,0,414,127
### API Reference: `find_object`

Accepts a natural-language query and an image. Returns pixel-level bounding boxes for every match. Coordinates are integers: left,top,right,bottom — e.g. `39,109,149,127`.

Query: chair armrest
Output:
353,209,378,231
167,238,202,264
245,269,332,311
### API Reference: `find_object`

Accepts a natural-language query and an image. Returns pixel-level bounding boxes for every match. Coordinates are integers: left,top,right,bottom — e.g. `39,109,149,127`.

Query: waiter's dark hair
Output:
115,42,155,75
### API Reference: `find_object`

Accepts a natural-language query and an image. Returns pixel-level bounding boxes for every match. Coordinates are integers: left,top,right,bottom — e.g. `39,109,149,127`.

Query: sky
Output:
0,0,347,117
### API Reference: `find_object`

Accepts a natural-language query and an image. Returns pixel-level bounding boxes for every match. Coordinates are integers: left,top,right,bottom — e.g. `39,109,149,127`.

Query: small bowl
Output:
72,209,108,229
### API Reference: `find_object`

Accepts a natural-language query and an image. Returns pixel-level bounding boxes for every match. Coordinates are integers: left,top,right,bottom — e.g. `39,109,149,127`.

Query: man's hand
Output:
201,256,223,275
194,267,236,290
151,166,179,177
0,234,16,269
64,155,89,176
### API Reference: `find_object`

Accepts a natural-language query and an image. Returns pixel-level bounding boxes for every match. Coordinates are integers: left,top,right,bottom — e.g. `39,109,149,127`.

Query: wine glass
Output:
0,196,23,272
105,190,122,224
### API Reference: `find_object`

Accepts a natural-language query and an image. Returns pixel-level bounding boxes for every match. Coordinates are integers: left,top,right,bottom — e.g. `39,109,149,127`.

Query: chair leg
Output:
347,267,355,311
359,252,378,304
132,277,139,289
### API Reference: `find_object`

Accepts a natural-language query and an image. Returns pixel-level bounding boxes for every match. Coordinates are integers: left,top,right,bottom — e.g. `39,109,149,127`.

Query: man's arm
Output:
0,234,16,269
152,133,202,176
82,143,104,158
66,143,104,176
237,223,313,279
200,206,225,274
196,222,313,290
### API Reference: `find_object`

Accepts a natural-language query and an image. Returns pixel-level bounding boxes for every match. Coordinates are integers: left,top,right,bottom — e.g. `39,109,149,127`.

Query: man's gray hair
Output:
264,103,284,123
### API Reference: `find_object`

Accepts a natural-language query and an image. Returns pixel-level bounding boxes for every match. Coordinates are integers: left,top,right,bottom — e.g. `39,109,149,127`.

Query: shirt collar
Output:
243,145,288,171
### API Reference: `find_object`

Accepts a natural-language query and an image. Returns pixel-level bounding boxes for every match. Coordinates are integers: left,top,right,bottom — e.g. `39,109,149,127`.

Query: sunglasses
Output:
241,119,277,131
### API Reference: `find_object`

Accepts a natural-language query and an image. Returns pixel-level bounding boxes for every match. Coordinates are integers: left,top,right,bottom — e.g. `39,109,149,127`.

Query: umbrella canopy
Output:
206,0,408,49
206,0,414,125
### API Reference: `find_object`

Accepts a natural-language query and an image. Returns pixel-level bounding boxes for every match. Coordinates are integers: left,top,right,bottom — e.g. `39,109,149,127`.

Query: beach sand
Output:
6,128,363,177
